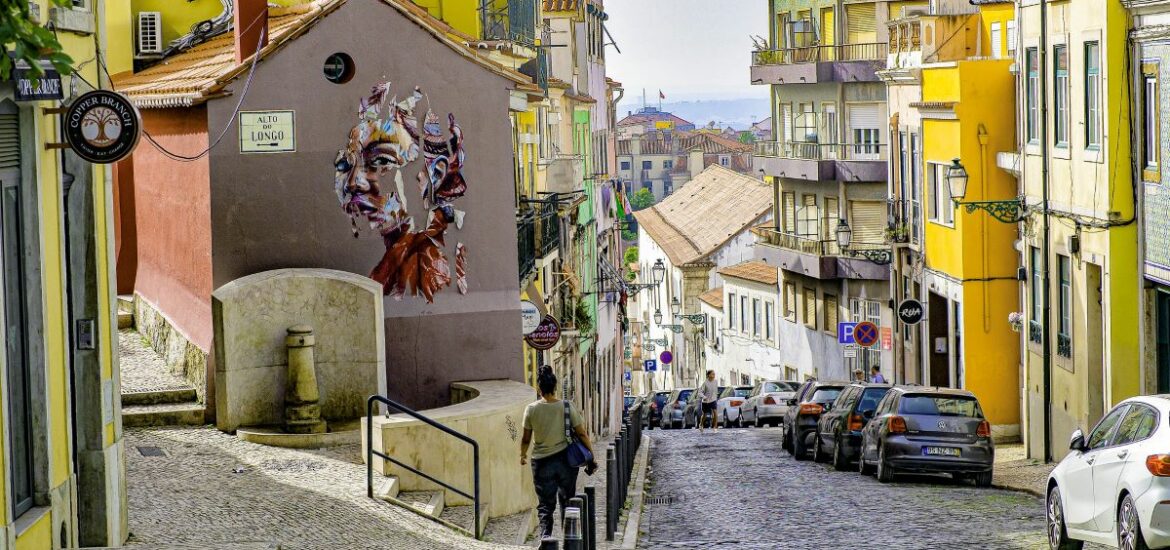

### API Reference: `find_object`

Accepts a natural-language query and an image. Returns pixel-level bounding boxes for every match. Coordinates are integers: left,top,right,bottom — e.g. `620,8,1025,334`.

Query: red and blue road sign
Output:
854,321,879,348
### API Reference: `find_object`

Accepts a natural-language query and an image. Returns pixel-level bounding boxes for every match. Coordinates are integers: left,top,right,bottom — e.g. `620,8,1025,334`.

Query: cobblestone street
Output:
637,427,1066,549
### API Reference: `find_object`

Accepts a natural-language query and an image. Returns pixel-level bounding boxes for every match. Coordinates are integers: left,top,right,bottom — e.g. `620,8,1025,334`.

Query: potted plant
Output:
1008,311,1024,333
884,224,910,244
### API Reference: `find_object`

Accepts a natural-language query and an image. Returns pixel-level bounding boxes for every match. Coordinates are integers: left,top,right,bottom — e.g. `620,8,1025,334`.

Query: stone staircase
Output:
372,476,535,545
118,296,205,427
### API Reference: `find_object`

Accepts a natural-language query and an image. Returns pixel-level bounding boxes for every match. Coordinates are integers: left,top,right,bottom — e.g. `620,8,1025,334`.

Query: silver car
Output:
739,380,801,428
661,388,694,429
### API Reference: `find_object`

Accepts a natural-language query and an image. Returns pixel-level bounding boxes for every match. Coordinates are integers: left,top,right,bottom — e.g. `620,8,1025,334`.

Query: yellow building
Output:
883,1,1020,438
0,0,130,547
1016,0,1139,461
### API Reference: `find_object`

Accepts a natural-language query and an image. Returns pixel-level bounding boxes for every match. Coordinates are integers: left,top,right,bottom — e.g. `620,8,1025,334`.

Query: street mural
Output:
334,82,470,302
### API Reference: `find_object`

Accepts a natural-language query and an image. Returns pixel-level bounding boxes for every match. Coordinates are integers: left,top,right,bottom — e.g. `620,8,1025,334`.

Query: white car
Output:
738,380,801,428
715,385,755,427
1047,395,1170,550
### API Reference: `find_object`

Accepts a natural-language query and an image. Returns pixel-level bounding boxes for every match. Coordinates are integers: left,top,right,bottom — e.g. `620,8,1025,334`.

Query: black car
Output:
812,383,892,470
622,395,642,423
782,380,846,460
647,390,670,429
858,386,994,486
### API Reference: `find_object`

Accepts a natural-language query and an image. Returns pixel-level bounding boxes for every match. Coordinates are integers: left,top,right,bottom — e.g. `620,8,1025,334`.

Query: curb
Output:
619,436,652,550
991,483,1044,499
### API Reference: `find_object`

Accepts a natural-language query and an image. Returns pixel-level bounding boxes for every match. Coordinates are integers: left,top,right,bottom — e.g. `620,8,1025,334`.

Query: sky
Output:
603,0,769,102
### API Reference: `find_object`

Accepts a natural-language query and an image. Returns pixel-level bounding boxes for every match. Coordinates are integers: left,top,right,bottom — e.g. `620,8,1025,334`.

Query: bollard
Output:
575,492,591,550
584,486,597,550
606,446,616,540
563,506,583,550
539,537,559,550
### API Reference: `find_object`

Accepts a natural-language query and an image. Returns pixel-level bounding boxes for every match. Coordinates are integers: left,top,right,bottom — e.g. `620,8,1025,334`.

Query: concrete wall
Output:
205,0,523,409
212,269,386,432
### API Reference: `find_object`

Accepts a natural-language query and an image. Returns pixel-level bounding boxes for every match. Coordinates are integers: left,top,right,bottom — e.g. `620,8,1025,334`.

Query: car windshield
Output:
810,388,842,403
678,390,693,403
733,388,753,397
900,395,983,417
624,397,635,407
857,388,890,413
654,393,670,406
764,382,799,393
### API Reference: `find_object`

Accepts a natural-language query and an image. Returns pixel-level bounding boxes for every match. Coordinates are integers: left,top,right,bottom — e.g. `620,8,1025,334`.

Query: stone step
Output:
483,508,535,545
117,294,134,313
122,387,198,407
117,311,134,329
122,402,205,428
438,501,491,539
397,491,445,519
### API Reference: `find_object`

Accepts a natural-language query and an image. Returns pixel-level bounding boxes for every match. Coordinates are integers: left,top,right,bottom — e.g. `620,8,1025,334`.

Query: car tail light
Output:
799,403,823,415
849,414,864,431
976,420,991,438
650,402,657,410
888,415,907,434
730,400,743,407
764,396,777,405
1148,455,1170,477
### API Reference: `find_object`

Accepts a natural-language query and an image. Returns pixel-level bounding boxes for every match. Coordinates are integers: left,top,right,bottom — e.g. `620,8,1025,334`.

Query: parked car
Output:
683,386,726,428
782,380,846,460
858,386,994,486
1046,396,1169,550
739,380,801,428
622,394,643,424
812,383,892,470
717,385,755,428
661,388,694,429
647,390,671,429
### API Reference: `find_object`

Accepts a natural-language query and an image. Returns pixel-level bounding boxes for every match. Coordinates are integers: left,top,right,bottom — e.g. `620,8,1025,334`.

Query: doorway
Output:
928,291,949,387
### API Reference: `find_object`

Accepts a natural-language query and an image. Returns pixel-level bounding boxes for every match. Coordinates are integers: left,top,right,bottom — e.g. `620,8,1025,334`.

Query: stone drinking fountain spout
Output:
283,324,327,434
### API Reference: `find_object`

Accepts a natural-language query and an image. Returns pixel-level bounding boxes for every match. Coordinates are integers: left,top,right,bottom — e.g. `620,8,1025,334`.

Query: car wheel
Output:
1119,493,1150,550
973,470,993,488
812,432,828,463
793,429,808,461
858,445,875,476
876,444,895,483
782,425,793,452
722,412,731,428
832,438,850,471
769,419,780,428
755,410,763,428
1047,486,1083,550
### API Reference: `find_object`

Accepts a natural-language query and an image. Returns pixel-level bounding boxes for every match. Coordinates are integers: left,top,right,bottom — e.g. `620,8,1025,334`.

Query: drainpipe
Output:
978,124,990,334
1039,0,1053,462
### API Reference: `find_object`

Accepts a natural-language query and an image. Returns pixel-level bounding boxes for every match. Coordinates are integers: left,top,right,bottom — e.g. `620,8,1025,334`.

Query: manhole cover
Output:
137,446,166,457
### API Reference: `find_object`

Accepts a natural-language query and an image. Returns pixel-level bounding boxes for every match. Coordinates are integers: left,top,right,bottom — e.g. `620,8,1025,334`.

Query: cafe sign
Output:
524,315,561,350
64,90,141,164
12,62,63,101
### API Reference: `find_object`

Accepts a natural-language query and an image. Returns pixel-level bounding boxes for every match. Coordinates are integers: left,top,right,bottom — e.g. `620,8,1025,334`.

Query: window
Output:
663,160,673,170
1085,42,1101,149
1058,254,1072,358
1144,62,1160,182
620,161,630,170
823,103,838,145
1,154,33,518
728,292,736,329
1007,20,1017,55
1087,405,1128,450
741,295,749,331
664,181,673,196
783,282,796,321
821,197,838,240
798,194,819,238
1054,44,1069,147
765,301,775,340
795,102,817,142
928,163,954,225
1113,404,1159,446
781,103,793,143
1031,247,1043,341
803,287,816,329
752,298,761,336
642,160,652,170
1026,48,1039,143
989,22,1001,59
824,294,838,334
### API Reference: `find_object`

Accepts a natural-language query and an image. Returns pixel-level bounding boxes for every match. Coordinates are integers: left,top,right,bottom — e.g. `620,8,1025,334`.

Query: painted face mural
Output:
335,82,469,302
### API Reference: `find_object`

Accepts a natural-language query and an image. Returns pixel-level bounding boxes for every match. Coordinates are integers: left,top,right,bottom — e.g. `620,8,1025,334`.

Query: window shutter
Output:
825,294,838,332
0,113,19,171
1007,20,1017,53
803,287,817,328
848,104,881,132
822,197,839,239
783,192,796,233
990,23,1002,59
849,200,886,245
782,104,793,143
845,4,877,43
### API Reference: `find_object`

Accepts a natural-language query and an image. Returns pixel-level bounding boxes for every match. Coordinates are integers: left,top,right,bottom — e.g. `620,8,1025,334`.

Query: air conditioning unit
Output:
136,12,163,56
902,6,929,17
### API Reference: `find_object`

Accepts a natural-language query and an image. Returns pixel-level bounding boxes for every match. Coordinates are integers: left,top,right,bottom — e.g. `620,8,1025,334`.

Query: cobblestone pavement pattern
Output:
636,427,1104,550
126,426,526,550
119,329,193,393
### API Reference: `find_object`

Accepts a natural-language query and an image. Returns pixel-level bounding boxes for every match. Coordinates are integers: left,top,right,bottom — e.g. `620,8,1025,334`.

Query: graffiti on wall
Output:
334,82,469,302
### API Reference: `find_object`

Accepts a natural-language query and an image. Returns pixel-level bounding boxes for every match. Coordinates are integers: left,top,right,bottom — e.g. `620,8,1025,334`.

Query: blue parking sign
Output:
623,371,632,381
837,322,858,344
643,359,657,372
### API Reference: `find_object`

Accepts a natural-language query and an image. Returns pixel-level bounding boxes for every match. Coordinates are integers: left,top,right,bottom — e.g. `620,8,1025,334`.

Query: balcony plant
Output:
1008,311,1024,333
884,224,910,244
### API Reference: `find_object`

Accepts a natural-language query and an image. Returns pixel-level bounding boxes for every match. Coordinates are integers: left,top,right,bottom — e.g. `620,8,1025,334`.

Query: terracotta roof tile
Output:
633,165,772,266
543,0,580,11
719,260,779,286
698,287,724,309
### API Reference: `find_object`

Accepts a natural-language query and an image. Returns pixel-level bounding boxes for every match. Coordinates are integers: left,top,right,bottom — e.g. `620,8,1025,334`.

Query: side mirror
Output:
1069,429,1086,452
787,399,797,407
863,410,875,421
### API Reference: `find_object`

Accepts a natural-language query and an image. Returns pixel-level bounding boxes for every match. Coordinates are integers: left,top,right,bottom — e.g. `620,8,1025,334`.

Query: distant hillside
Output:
617,98,770,130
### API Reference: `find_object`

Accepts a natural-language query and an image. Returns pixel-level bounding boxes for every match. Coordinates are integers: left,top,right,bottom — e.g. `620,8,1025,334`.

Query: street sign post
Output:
843,345,858,358
837,322,858,344
897,299,925,325
643,359,657,372
660,351,673,364
853,321,879,348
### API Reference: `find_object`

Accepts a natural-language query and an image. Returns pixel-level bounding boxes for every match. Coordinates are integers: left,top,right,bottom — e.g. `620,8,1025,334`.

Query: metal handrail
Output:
752,42,888,65
366,395,482,539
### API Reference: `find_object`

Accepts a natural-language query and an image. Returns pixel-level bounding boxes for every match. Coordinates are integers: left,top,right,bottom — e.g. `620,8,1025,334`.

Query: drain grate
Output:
137,446,166,457
646,496,675,505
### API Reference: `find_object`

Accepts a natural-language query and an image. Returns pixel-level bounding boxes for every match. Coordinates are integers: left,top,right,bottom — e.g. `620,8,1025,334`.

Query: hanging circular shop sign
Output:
897,299,925,326
520,300,541,335
63,90,142,164
524,315,561,350
659,350,673,364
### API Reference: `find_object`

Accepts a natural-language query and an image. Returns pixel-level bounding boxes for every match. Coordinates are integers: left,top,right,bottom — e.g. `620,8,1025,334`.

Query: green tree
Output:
630,188,655,211
623,246,638,266
2,0,74,79
621,228,637,242
738,131,756,144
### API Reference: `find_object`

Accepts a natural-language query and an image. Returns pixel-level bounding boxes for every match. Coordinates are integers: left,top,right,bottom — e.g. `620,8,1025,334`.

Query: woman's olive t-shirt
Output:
523,400,584,459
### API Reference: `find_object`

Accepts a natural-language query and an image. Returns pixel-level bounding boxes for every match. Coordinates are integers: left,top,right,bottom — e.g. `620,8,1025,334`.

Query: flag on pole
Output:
659,89,665,99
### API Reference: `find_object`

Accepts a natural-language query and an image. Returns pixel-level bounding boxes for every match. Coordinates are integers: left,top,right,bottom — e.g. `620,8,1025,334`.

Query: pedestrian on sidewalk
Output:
697,370,720,433
520,365,598,539
870,366,887,384
852,369,865,382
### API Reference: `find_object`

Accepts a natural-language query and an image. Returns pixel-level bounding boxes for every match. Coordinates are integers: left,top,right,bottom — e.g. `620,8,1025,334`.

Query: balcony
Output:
517,212,537,282
752,228,891,280
481,0,537,46
751,43,887,85
516,204,562,282
887,198,922,246
544,154,585,195
753,141,888,183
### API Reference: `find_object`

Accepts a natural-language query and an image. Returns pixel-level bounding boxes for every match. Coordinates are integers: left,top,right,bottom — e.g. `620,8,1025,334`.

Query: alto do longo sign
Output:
524,315,561,350
239,110,296,153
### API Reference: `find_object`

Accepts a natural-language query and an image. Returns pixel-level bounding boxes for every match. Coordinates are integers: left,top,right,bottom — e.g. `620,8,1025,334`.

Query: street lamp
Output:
654,308,684,333
947,157,1024,223
625,258,667,296
835,218,891,265
653,308,663,325
671,296,708,325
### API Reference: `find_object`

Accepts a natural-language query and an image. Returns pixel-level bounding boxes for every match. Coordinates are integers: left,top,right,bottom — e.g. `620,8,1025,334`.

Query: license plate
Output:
923,446,961,457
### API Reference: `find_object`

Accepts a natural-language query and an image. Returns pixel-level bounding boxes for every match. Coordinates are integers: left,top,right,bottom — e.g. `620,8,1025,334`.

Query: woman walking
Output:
520,366,598,538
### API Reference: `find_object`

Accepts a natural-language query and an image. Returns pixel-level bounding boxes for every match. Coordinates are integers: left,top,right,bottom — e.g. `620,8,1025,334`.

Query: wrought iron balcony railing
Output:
481,0,537,46
517,212,537,282
1029,320,1042,344
756,228,841,256
1057,333,1072,358
752,42,888,66
754,141,888,161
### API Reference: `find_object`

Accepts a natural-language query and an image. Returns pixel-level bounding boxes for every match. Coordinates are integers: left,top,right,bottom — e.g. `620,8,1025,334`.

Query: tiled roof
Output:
543,0,580,11
719,260,779,286
114,0,529,108
616,111,694,129
633,165,772,266
698,287,724,309
679,132,751,154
